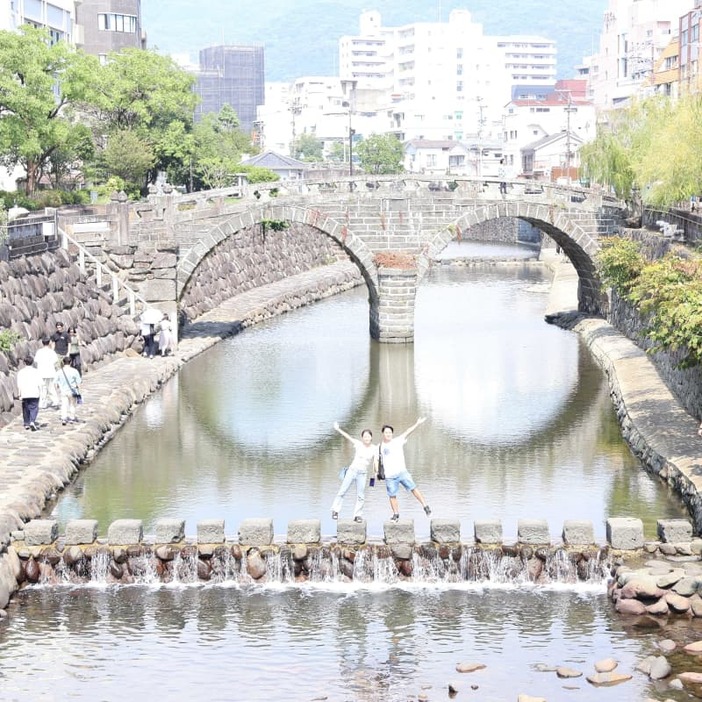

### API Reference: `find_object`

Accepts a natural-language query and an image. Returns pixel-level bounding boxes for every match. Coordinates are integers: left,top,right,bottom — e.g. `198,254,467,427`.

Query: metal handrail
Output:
57,226,149,318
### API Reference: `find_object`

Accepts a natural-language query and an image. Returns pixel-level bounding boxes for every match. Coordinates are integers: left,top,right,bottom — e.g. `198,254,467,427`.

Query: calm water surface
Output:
0,242,694,701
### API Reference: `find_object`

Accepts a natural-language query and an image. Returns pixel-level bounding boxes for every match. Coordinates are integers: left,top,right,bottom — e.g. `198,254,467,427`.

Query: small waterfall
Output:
170,551,199,584
28,543,612,589
90,550,111,583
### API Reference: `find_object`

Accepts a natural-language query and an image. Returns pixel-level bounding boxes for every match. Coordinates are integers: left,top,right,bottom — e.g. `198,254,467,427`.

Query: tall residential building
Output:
588,0,692,110
679,1,702,94
74,0,146,61
339,10,557,142
195,45,265,135
0,0,75,42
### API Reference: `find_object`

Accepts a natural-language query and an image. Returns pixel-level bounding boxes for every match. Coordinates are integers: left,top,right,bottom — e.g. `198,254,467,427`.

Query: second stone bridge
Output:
60,175,626,342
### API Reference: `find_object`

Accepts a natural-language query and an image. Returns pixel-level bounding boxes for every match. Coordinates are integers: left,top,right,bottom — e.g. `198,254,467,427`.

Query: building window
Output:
426,154,437,167
98,13,138,33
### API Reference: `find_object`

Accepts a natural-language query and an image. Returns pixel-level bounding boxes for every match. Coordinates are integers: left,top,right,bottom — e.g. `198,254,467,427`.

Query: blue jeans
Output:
331,468,367,519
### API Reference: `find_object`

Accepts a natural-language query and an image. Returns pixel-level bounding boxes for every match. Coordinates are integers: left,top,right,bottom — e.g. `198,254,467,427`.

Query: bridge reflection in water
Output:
3,244,691,702
52,245,687,543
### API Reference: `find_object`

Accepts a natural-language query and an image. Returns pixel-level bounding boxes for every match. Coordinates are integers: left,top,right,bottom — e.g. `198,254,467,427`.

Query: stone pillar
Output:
370,267,417,343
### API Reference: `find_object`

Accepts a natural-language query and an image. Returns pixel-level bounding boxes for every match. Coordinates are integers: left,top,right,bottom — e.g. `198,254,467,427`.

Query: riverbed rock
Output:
683,641,702,654
665,592,691,613
657,639,677,653
246,550,266,580
455,662,486,673
556,667,582,678
594,658,618,673
587,671,632,686
645,598,669,615
620,577,666,600
517,695,546,702
616,598,647,615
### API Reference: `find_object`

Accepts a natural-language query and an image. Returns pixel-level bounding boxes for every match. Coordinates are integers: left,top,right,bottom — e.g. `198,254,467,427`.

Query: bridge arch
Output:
421,201,606,314
176,203,387,334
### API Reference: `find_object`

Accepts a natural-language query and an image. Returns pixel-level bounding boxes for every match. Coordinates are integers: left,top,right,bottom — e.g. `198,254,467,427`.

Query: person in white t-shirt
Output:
380,417,431,522
33,338,59,409
331,422,378,522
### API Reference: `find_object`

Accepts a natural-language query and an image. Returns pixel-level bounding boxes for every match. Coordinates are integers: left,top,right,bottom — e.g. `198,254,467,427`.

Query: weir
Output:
9,515,699,590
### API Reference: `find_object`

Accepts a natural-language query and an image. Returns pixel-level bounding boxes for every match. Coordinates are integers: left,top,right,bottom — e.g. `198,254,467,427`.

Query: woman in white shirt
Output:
331,422,378,523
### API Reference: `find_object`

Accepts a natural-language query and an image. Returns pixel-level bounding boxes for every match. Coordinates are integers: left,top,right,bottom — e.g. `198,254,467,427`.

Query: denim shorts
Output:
385,470,417,497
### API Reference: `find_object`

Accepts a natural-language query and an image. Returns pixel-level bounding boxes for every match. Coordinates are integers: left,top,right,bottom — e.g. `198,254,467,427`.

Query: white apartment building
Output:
0,0,75,41
588,0,693,110
502,79,596,175
339,10,557,143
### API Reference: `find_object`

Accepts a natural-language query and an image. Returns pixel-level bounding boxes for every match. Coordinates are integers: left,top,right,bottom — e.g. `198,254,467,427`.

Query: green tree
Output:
191,106,257,189
0,27,99,195
90,48,197,190
581,95,702,207
355,133,404,175
292,133,323,162
100,129,156,197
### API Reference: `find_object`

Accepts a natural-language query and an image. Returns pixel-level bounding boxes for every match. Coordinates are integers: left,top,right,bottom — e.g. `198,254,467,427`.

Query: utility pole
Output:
340,78,358,178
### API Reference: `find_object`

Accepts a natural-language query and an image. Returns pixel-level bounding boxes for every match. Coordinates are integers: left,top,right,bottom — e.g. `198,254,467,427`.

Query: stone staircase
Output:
57,226,149,320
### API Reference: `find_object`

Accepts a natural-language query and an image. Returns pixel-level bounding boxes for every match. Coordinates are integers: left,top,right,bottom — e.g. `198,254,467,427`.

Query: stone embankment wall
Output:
0,251,139,427
9,515,695,590
178,222,346,323
609,292,702,420
606,228,702,419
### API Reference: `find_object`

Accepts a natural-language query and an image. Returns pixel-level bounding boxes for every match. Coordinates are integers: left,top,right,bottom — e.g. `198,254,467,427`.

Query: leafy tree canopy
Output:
0,26,100,194
355,133,404,175
292,133,323,162
581,95,702,208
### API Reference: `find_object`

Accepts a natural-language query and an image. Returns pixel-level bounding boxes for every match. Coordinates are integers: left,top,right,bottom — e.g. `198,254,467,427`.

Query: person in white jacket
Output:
16,357,42,431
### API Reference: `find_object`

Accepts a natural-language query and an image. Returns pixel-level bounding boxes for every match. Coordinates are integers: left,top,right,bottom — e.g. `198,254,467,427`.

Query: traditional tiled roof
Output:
240,151,308,169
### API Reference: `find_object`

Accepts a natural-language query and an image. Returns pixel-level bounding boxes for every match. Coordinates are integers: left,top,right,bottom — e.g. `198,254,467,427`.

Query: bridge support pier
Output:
370,268,417,343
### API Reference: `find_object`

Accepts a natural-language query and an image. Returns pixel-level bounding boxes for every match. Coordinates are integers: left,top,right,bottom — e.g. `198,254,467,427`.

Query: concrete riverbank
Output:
543,251,702,534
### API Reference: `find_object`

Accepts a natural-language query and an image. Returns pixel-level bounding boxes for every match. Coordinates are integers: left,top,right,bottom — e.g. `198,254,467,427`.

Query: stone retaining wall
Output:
0,250,140,427
606,229,702,419
178,221,346,324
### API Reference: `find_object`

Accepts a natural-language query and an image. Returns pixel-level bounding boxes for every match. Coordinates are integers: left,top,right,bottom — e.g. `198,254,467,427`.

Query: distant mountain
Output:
143,0,607,80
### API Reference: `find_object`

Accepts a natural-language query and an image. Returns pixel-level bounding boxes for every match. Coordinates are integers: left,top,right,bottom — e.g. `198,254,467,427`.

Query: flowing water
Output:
0,242,695,701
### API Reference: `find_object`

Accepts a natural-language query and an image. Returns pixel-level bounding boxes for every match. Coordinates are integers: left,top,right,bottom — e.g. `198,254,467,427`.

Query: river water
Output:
0,242,695,701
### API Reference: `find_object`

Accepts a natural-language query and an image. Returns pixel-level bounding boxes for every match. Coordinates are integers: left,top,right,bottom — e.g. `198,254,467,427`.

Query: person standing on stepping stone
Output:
380,418,431,522
331,422,377,523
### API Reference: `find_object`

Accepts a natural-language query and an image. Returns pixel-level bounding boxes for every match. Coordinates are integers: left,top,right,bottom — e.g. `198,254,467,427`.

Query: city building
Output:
239,151,307,180
679,1,702,94
649,37,680,97
195,45,265,135
587,0,692,110
520,131,585,179
339,10,557,143
502,79,596,175
74,0,146,61
0,0,75,42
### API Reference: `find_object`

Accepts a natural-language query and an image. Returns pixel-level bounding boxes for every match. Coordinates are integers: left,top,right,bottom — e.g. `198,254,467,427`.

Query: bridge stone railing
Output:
164,175,622,217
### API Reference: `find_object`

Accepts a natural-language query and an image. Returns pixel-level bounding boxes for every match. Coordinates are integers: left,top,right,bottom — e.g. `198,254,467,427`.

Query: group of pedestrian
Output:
16,321,83,431
331,417,432,523
139,311,176,359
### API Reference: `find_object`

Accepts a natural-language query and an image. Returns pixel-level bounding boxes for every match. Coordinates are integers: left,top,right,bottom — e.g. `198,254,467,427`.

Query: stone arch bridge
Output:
61,175,625,342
